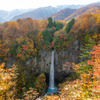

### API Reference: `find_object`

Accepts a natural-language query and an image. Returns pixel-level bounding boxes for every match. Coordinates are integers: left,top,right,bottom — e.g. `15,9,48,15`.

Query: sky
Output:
0,0,100,11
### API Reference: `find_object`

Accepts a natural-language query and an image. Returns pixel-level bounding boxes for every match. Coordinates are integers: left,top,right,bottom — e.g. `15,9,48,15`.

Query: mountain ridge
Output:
64,3,100,21
0,9,33,23
11,5,83,21
11,6,59,21
0,3,99,23
47,8,77,20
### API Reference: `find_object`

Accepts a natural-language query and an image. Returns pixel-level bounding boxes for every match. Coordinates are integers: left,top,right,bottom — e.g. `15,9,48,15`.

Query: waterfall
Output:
49,50,54,88
47,50,57,94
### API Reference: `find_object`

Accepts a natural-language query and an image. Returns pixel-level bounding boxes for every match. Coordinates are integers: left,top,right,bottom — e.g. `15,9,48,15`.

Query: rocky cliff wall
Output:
38,40,81,73
7,40,81,74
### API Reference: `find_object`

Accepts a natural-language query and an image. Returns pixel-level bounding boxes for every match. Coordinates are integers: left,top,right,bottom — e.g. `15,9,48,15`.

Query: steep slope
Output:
64,3,100,21
11,6,59,21
50,8,76,20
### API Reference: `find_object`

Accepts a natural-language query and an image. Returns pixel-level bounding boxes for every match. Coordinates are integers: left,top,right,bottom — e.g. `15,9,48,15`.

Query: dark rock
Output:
45,71,71,85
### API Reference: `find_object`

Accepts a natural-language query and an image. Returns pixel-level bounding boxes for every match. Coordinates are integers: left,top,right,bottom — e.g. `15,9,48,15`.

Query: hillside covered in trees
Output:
0,2,100,100
64,3,100,21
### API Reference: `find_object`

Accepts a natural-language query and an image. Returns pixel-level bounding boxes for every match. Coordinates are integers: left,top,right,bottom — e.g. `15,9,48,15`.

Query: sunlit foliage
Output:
0,63,17,99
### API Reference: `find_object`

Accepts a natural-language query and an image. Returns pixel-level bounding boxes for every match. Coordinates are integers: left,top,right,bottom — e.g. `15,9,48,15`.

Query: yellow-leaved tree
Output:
0,63,17,99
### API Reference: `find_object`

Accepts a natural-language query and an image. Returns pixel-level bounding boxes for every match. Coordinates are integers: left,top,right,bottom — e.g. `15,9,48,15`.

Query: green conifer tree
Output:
65,19,75,33
78,36,96,73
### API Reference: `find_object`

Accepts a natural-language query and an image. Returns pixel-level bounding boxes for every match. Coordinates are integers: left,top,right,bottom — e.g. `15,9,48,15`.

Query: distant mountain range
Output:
5,9,34,21
44,3,100,21
0,5,84,23
0,3,100,23
11,5,84,21
0,9,33,23
11,6,59,21
64,3,100,21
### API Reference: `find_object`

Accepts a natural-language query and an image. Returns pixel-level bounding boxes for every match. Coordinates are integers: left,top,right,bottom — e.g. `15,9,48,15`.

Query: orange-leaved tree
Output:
87,46,100,78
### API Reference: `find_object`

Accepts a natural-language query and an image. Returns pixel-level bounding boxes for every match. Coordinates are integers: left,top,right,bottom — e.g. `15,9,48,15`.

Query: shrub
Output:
35,73,47,95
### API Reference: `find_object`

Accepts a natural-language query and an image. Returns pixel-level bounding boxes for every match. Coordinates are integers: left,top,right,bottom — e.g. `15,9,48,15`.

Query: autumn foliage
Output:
0,63,17,99
71,45,100,99
0,12,100,99
87,46,100,78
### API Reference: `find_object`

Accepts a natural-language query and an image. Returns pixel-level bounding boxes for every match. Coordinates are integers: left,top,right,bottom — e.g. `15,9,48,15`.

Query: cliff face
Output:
7,40,81,83
38,40,81,73
7,40,81,74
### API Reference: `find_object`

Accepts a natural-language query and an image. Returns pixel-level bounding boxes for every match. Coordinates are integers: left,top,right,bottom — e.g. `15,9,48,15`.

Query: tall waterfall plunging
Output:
49,50,55,88
47,50,57,94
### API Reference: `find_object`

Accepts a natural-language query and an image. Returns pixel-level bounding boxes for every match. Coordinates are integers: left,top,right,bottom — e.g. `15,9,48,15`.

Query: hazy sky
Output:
0,0,100,11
